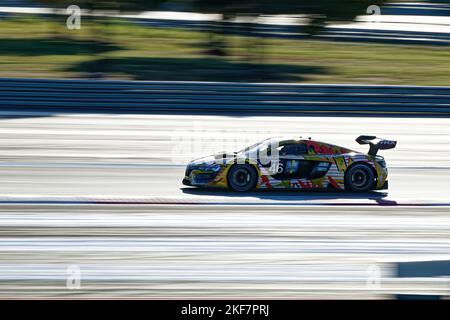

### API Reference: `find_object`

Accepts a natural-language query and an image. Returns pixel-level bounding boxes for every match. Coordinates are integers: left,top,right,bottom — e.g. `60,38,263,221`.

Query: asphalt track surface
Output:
0,112,449,298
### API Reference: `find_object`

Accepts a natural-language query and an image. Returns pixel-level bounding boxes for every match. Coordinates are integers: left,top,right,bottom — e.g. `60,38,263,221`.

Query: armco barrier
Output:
395,260,450,300
0,78,449,116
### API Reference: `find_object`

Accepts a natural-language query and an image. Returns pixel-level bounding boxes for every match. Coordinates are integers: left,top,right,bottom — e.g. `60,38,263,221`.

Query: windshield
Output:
237,138,273,154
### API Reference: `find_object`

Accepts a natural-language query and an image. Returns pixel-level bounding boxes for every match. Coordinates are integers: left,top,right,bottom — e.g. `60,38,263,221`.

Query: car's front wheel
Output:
227,164,257,192
345,163,375,192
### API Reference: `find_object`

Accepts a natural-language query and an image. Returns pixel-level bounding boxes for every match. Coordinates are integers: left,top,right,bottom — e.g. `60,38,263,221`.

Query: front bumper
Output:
184,161,226,187
184,172,219,186
182,177,191,186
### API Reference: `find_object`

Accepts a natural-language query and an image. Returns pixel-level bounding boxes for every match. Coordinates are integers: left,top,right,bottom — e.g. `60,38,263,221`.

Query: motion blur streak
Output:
0,205,449,299
0,112,449,298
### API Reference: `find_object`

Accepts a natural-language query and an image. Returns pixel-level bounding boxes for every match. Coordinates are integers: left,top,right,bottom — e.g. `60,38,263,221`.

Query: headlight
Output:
189,163,221,172
209,164,222,172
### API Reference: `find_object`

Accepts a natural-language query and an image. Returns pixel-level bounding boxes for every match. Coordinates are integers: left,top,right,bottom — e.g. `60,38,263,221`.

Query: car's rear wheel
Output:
345,163,375,192
228,164,257,192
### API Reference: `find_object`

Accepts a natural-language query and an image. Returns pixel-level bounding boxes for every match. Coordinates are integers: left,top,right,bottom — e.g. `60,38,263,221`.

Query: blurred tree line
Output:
190,0,385,62
33,0,385,78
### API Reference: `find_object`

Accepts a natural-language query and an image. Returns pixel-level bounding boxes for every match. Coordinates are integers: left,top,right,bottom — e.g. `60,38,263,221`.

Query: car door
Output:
262,143,316,180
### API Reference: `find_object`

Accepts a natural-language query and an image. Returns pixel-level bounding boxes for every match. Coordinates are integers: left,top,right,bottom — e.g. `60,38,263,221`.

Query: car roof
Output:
268,136,310,144
267,136,358,154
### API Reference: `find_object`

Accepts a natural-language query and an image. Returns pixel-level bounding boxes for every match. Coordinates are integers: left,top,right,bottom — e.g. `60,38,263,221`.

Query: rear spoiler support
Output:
356,135,397,156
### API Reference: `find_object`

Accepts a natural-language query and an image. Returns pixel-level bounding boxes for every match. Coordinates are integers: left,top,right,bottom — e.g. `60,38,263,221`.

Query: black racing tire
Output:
345,163,375,192
227,164,258,192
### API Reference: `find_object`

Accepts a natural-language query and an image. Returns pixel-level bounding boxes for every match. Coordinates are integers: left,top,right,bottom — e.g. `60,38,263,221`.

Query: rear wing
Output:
356,135,397,156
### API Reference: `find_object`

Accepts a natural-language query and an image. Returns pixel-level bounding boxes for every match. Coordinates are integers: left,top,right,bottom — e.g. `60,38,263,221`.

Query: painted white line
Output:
0,195,448,206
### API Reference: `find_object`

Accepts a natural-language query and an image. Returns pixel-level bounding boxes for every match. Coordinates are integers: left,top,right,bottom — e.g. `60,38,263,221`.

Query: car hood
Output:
190,155,216,166
190,152,237,166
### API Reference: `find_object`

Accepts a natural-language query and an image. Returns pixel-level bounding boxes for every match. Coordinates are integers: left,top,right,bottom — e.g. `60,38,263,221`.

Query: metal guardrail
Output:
1,4,450,45
2,10,450,46
0,78,450,115
131,20,450,46
395,260,450,300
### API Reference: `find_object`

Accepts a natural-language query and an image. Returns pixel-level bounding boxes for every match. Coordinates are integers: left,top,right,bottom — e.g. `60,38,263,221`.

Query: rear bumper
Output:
377,180,388,190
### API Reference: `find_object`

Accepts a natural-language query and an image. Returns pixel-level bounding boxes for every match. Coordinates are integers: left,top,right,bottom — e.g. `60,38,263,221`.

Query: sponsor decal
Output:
285,160,299,175
327,176,342,190
334,156,347,171
260,175,273,189
290,179,314,189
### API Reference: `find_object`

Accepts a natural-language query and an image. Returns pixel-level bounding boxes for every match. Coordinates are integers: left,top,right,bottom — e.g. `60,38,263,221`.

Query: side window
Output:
307,145,316,155
278,143,307,156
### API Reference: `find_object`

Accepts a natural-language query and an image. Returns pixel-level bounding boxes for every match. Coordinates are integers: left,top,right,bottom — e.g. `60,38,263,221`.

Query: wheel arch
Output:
227,162,259,191
344,161,377,190
233,158,260,174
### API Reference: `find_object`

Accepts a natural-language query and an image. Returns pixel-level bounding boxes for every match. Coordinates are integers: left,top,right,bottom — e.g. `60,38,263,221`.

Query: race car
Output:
182,136,396,192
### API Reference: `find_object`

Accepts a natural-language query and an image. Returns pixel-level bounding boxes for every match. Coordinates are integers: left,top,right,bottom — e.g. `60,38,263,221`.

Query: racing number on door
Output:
269,159,315,180
269,159,300,176
269,160,284,174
